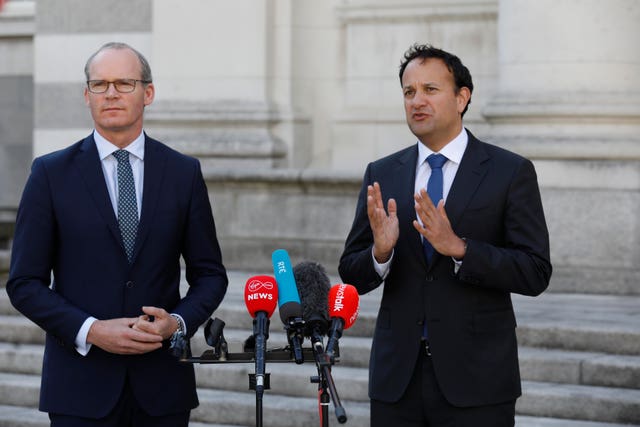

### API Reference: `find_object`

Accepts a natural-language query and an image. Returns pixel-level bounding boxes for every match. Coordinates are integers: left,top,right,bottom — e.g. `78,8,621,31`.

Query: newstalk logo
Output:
332,284,346,312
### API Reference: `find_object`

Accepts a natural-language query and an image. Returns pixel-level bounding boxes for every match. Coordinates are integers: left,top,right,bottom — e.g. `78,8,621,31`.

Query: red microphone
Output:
326,284,360,359
244,275,278,318
243,275,277,399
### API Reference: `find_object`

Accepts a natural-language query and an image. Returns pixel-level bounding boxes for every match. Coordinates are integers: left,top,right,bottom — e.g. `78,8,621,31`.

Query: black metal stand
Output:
177,318,347,426
309,337,347,426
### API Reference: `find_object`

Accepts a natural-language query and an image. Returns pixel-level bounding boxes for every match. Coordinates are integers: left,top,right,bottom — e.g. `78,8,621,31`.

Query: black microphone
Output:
293,261,330,341
295,262,349,424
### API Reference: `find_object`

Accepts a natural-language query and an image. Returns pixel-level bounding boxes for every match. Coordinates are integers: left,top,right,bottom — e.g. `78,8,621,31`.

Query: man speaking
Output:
339,43,552,426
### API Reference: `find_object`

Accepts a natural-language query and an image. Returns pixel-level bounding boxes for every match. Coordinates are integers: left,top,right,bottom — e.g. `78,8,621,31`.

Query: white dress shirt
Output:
374,127,468,278
74,130,145,355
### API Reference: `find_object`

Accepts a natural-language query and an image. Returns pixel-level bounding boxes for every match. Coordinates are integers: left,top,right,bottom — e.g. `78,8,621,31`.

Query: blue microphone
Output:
272,249,303,323
271,249,305,363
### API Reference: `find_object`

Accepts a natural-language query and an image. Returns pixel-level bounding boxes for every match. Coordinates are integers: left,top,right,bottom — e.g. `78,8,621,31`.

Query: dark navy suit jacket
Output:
6,134,228,418
339,130,552,407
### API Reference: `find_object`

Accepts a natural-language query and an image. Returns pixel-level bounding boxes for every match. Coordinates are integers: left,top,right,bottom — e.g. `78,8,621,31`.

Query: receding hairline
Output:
84,42,153,82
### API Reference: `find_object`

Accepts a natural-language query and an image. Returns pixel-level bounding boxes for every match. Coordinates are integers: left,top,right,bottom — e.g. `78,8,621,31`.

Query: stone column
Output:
485,0,640,158
146,0,310,170
484,0,640,294
0,0,34,238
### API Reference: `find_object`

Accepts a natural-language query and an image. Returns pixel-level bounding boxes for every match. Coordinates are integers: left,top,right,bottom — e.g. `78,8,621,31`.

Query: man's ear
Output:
457,87,471,115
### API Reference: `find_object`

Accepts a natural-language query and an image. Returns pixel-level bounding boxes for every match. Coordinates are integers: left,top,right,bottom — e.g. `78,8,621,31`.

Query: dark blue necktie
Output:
422,153,448,263
113,150,138,263
421,153,447,341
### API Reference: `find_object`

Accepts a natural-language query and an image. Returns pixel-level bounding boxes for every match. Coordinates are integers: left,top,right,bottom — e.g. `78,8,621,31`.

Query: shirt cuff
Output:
372,247,393,280
452,257,463,274
75,316,97,356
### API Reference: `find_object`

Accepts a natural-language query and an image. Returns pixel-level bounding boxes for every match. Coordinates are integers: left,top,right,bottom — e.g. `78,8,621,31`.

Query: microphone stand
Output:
184,318,348,426
251,312,270,427
309,333,347,426
284,317,306,364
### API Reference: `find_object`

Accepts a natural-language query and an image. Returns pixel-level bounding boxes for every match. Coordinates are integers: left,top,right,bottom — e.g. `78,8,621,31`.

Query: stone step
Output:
3,274,639,356
518,380,640,425
0,372,369,427
194,362,369,403
0,405,636,427
518,347,640,389
2,291,639,358
0,250,10,275
513,293,640,356
0,316,43,345
1,271,639,425
0,404,250,427
516,416,640,427
1,369,638,425
0,405,47,427
1,320,640,391
195,388,370,427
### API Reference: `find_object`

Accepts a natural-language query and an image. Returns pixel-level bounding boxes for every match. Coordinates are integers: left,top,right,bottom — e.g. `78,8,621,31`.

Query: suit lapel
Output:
131,135,166,263
73,135,123,249
445,132,490,229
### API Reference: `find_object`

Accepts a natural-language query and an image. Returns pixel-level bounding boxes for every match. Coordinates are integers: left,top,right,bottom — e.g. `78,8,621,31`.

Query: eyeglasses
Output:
86,79,151,94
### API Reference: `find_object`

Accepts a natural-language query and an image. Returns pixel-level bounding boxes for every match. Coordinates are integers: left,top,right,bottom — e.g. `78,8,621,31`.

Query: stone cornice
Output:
336,0,497,22
146,100,286,125
484,93,640,124
202,167,362,188
146,100,311,128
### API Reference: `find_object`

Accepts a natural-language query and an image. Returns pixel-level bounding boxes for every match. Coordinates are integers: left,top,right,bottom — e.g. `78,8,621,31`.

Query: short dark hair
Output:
84,42,153,83
399,43,473,117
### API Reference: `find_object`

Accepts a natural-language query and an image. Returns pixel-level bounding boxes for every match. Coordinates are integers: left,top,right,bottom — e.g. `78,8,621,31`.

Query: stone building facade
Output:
1,0,638,293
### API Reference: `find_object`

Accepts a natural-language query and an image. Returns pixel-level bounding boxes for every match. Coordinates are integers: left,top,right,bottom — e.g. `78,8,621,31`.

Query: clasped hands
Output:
367,182,466,263
86,306,180,355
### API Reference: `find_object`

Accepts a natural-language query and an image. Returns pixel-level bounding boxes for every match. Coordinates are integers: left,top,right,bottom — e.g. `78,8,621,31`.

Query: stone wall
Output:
204,166,639,296
204,168,361,276
0,0,33,217
1,0,639,296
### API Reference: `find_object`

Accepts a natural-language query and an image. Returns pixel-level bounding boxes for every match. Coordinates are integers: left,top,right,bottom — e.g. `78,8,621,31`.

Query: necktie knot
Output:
427,153,447,170
112,149,130,163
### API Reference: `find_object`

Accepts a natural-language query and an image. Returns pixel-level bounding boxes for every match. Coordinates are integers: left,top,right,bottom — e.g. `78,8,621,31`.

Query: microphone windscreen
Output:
293,261,330,334
244,275,278,318
328,284,360,330
272,249,303,323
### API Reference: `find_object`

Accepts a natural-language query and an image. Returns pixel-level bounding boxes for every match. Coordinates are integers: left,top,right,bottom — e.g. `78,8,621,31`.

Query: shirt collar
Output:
94,130,146,161
417,127,468,166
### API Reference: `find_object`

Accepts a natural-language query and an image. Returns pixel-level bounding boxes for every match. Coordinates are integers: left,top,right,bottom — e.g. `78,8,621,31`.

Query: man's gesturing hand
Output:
367,182,399,263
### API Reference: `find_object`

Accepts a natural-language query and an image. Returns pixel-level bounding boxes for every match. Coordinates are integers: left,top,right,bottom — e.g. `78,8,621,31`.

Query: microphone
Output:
325,284,360,360
272,249,305,364
293,261,330,340
244,275,278,397
244,275,278,318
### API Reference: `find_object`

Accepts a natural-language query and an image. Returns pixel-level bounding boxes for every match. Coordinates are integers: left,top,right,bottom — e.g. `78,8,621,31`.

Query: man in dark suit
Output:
339,44,552,426
6,42,228,426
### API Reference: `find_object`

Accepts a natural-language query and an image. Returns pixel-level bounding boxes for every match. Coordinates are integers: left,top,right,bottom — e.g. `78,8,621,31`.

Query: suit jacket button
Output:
125,281,134,288
425,274,434,282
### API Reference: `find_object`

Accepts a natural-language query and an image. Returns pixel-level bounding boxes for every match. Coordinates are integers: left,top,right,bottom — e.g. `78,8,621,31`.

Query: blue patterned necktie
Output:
422,153,448,263
112,150,138,263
